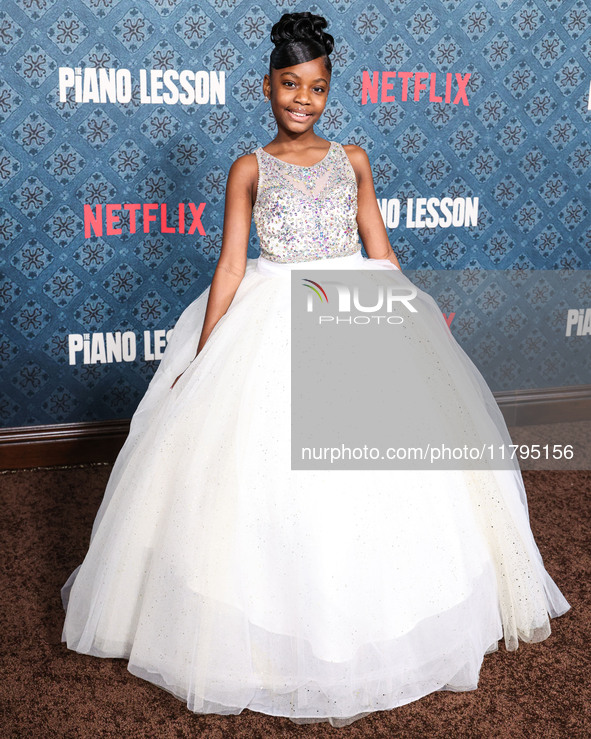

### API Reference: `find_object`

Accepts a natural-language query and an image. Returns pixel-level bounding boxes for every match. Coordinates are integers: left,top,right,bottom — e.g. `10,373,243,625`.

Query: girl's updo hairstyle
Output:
269,12,334,76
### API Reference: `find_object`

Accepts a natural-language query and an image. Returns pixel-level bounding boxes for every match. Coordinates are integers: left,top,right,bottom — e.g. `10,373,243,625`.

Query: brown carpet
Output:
0,464,588,738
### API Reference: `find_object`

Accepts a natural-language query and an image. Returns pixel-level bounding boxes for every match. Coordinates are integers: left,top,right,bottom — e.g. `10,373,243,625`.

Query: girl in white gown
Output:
61,11,570,728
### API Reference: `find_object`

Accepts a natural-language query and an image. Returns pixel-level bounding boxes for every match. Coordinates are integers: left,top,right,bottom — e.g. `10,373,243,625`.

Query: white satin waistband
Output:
256,251,362,276
255,250,400,277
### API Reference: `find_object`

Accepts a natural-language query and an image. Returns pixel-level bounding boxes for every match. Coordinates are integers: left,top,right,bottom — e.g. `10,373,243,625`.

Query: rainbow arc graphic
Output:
302,278,328,303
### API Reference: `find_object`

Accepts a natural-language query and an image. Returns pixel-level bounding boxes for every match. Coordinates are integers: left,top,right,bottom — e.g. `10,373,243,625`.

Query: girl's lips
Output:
287,109,312,121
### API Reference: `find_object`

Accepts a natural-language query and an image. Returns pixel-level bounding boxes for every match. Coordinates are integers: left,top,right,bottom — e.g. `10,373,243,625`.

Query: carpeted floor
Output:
0,463,588,738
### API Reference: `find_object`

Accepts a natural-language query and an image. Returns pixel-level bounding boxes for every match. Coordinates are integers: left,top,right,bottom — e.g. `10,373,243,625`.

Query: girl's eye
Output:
282,81,325,94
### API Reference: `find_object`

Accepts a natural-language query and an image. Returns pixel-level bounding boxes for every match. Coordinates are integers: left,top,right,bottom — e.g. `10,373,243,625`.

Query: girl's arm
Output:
170,155,255,388
344,145,402,271
194,154,255,356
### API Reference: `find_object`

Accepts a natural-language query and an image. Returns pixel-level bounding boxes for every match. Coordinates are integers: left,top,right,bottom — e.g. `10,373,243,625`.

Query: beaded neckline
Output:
259,141,334,169
253,138,361,263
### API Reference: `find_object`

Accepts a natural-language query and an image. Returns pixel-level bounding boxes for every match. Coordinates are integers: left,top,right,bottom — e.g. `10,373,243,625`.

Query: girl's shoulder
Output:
341,142,369,161
224,150,259,206
227,149,259,181
230,148,259,167
340,143,372,183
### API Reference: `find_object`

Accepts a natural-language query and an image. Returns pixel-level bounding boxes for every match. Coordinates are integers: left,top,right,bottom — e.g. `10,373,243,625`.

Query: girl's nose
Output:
295,90,310,104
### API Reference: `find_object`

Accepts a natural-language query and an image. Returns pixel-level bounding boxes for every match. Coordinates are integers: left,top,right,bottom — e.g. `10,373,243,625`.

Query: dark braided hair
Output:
269,12,334,76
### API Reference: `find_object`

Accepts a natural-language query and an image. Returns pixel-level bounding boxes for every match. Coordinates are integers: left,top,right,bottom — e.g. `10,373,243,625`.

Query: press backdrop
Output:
0,0,590,427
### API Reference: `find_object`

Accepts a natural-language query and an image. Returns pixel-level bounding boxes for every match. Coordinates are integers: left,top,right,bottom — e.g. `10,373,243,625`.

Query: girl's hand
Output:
170,371,185,390
170,350,200,389
386,251,402,271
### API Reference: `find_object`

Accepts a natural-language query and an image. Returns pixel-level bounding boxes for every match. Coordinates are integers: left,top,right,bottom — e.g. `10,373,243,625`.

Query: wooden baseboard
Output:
0,419,130,471
1,385,590,471
495,384,591,426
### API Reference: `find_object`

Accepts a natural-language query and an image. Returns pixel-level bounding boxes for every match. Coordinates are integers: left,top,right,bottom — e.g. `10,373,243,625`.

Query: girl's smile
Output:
286,108,313,120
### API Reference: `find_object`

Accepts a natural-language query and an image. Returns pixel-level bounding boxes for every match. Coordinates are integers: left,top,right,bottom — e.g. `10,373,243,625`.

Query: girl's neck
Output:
267,131,327,151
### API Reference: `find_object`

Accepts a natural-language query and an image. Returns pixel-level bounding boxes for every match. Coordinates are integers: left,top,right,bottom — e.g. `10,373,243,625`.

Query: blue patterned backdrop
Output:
0,0,590,427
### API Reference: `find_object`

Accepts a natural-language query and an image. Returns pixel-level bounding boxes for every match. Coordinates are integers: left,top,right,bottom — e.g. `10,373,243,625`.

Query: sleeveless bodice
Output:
252,141,362,263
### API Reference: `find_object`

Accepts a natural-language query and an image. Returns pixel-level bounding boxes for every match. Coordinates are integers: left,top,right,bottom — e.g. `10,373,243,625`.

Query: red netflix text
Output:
361,71,471,106
83,203,206,238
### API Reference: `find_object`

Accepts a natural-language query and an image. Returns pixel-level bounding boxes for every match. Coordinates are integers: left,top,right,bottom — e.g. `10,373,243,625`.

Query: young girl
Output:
61,11,570,728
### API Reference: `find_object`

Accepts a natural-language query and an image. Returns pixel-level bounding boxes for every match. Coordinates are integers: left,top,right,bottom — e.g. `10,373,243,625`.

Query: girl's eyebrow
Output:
280,71,329,84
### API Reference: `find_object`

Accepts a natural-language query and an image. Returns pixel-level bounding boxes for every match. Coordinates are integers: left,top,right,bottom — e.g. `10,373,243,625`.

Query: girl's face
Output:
264,56,330,134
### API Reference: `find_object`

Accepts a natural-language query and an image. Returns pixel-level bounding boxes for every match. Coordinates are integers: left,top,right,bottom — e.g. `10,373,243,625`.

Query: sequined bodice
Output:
252,141,362,263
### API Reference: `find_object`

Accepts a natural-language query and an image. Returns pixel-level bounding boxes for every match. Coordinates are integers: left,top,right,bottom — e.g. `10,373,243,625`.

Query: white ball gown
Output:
61,140,570,727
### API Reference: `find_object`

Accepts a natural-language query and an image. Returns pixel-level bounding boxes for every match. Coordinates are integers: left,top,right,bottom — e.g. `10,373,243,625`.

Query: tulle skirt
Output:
61,251,570,727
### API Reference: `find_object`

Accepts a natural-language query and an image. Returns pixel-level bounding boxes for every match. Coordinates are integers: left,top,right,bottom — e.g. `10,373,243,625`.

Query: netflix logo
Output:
83,203,206,238
361,71,471,106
